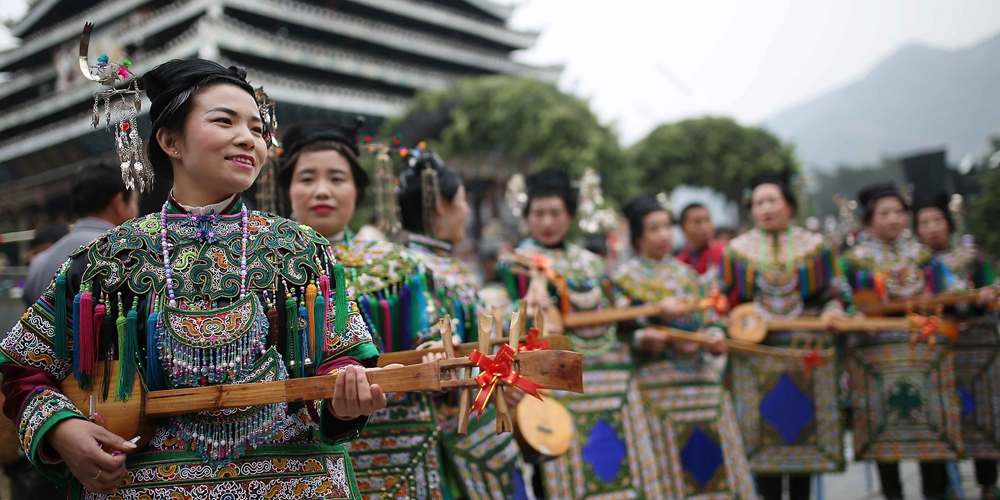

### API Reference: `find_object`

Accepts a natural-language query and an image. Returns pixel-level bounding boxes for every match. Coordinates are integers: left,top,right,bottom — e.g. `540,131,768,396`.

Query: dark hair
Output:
858,182,909,225
142,59,262,181
622,195,670,250
278,141,369,208
398,152,462,235
277,119,368,208
71,161,134,217
748,170,798,213
30,224,69,248
524,169,577,218
679,203,708,225
913,191,953,234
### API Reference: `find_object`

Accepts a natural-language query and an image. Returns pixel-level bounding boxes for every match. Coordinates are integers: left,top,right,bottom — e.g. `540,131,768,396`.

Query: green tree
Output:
629,117,799,211
968,137,1000,257
382,76,634,203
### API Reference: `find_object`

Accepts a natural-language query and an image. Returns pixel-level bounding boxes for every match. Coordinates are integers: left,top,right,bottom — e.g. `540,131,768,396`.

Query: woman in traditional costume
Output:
613,195,757,499
0,58,386,499
278,121,451,498
721,171,847,500
841,182,961,500
395,151,527,499
495,169,660,499
913,191,998,500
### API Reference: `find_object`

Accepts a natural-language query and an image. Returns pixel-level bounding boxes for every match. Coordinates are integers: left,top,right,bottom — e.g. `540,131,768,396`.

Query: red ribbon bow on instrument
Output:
802,348,826,374
699,289,730,316
533,255,556,281
518,327,549,352
909,314,940,342
468,344,545,420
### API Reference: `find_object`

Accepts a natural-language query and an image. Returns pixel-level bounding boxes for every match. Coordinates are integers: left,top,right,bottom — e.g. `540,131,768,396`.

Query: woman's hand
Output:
419,336,462,364
524,280,553,319
976,287,998,308
820,309,848,331
331,365,388,419
45,418,135,495
705,337,728,355
636,328,669,355
658,298,690,318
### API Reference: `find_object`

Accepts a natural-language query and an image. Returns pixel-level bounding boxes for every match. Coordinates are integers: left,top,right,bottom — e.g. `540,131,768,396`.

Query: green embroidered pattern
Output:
75,212,327,301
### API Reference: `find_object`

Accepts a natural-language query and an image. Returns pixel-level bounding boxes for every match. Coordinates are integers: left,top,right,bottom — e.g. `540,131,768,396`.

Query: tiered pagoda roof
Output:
0,0,559,215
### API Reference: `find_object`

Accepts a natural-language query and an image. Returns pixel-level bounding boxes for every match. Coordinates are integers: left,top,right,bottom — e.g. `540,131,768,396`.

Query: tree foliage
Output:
629,117,799,208
968,137,1000,257
382,76,634,203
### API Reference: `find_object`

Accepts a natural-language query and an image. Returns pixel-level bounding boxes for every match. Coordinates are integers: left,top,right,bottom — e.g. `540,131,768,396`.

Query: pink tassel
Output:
89,302,106,376
79,291,94,376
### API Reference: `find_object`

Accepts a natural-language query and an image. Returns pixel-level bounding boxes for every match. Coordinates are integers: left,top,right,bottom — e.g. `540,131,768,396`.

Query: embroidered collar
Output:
167,191,241,215
408,233,453,255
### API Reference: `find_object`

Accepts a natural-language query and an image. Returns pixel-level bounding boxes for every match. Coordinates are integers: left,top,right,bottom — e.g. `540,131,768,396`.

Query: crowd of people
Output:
0,55,996,500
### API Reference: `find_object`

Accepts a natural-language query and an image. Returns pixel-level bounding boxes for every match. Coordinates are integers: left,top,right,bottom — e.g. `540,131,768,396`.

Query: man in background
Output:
22,161,138,306
676,203,726,286
27,224,69,261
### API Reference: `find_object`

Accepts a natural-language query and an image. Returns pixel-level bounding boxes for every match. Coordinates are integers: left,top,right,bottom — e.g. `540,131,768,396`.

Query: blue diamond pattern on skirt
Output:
680,424,724,490
513,464,529,500
760,372,815,445
581,419,628,483
959,384,975,420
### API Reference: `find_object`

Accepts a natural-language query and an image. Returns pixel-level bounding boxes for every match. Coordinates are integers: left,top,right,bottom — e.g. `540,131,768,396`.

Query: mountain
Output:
765,32,1000,171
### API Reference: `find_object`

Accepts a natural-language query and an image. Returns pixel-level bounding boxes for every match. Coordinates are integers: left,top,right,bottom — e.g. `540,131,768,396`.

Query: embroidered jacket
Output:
841,236,939,299
497,240,618,358
613,255,724,369
723,226,846,317
0,197,377,499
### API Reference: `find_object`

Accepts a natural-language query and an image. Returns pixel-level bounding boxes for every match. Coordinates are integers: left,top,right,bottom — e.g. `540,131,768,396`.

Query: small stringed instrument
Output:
513,393,573,463
647,326,833,359
61,346,583,452
726,303,959,344
853,287,999,316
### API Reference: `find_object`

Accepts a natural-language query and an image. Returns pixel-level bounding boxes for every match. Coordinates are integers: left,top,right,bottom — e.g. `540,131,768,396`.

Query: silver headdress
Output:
373,147,402,239
576,168,618,234
79,23,151,192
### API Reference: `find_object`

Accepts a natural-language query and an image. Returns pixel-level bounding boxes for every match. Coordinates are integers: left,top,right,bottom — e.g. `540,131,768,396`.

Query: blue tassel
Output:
945,461,963,499
297,305,308,378
71,292,82,379
54,274,68,358
454,298,465,341
313,293,325,366
145,312,165,391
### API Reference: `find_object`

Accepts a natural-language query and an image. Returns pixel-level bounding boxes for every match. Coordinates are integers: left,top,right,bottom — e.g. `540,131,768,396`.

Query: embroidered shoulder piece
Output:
723,227,840,302
334,240,417,296
842,238,933,271
77,212,328,299
613,257,700,304
936,242,980,276
502,241,607,288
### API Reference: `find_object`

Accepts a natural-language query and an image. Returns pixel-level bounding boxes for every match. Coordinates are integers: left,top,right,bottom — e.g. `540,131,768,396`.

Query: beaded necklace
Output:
160,201,250,307
757,227,796,272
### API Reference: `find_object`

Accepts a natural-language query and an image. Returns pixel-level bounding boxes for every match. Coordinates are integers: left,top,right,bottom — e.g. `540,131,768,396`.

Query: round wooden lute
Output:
512,393,573,463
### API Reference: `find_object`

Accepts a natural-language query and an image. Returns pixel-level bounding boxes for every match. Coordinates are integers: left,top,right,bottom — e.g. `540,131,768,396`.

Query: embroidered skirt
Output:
730,331,844,474
848,330,964,461
954,317,1000,459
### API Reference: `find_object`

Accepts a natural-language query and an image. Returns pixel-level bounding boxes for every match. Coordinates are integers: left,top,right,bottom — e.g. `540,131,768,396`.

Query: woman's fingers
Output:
369,384,387,411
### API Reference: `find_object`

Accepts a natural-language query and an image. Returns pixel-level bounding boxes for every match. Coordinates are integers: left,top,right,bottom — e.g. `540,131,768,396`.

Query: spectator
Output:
27,224,69,260
22,161,138,307
676,203,726,283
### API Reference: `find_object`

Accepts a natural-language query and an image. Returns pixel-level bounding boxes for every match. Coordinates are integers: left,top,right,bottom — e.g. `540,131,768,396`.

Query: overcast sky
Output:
3,0,999,144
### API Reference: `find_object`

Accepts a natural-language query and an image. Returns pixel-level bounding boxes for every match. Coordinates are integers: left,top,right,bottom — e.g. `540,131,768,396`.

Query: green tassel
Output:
116,298,139,402
285,294,298,376
54,274,68,358
389,294,401,353
333,263,348,335
114,296,127,401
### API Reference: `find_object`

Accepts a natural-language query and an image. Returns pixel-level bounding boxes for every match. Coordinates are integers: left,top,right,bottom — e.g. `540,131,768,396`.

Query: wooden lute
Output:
853,287,999,316
61,340,583,452
646,326,834,359
726,303,959,343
